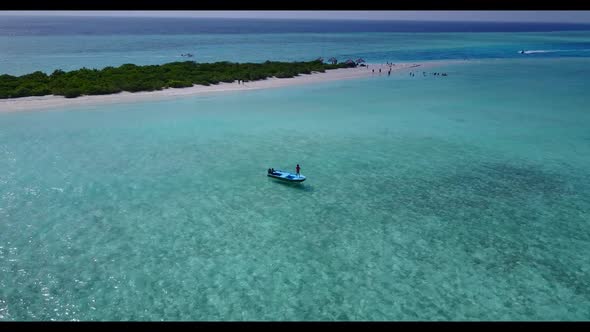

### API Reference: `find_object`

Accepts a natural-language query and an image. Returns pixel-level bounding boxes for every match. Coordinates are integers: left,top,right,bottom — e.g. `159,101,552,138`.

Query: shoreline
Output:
0,61,457,113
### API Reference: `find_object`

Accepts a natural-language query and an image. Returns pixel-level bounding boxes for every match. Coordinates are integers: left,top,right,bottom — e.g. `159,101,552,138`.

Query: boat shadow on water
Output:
269,178,314,192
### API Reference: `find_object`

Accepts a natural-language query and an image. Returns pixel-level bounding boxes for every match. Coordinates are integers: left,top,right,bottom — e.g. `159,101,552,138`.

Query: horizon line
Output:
2,14,590,25
1,11,590,24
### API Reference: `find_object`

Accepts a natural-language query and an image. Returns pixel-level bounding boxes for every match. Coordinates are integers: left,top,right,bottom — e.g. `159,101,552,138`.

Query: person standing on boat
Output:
296,164,301,176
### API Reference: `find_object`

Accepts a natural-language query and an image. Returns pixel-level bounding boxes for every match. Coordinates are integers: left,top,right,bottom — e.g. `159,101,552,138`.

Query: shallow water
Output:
1,56,589,320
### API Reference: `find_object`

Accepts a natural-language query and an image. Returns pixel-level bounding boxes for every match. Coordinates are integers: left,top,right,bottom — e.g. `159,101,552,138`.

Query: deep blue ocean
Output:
1,17,590,76
2,16,590,35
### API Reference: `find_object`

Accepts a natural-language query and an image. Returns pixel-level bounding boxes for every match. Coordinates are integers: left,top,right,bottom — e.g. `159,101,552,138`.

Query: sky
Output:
1,11,590,23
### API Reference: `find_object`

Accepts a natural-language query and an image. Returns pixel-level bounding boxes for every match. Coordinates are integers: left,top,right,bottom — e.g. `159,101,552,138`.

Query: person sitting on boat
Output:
268,168,273,174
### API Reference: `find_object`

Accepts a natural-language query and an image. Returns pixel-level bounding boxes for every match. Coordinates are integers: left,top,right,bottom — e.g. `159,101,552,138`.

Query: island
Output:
0,60,356,99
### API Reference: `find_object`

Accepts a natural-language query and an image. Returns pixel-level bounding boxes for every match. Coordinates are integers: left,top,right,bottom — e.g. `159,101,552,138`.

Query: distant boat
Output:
519,50,526,54
267,169,306,182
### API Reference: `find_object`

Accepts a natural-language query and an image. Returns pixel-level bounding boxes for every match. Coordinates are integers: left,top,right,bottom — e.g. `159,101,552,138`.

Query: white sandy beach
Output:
0,62,449,113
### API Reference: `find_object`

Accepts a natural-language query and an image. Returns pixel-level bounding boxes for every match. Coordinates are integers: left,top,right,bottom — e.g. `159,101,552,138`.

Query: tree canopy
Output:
0,60,355,99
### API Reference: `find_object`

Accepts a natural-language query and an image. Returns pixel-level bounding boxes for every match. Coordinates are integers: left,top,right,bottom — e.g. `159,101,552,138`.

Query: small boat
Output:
267,169,306,182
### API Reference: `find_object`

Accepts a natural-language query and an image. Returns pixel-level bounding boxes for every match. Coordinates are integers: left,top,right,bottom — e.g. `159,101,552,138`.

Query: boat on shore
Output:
267,169,306,182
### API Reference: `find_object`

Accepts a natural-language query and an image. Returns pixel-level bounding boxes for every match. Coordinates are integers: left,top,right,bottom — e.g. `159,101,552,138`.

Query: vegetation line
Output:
0,60,356,99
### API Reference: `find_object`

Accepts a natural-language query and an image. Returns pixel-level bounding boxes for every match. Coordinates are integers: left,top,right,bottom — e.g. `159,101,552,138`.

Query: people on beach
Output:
296,164,301,175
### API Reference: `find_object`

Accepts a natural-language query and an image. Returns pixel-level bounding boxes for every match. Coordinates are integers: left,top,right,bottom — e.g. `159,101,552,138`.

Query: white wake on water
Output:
520,49,590,54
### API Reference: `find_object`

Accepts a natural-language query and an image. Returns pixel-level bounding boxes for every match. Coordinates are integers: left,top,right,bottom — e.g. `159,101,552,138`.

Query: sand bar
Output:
0,61,458,113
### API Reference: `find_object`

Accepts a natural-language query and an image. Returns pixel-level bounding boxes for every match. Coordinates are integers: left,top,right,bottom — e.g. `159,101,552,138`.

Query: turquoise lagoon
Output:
1,21,590,320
